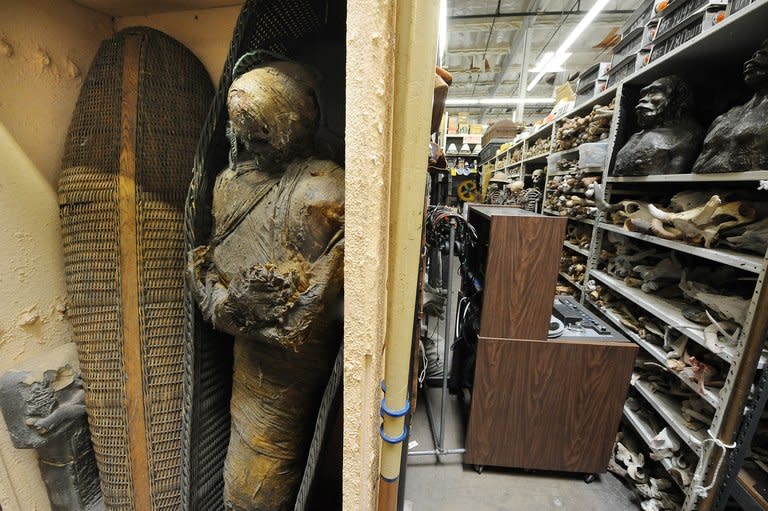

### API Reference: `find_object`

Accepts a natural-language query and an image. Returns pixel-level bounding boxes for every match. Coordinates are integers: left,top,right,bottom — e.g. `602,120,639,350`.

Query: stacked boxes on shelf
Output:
649,0,728,62
608,0,657,86
457,111,470,134
729,0,758,13
576,62,611,104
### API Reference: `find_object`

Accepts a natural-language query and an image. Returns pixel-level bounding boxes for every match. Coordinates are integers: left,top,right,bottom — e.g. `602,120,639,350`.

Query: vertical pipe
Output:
378,0,439,509
439,222,456,451
516,28,532,123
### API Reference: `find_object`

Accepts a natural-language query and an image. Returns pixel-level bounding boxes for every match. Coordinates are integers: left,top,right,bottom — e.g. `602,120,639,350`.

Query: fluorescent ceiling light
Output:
445,97,555,106
530,51,572,73
527,0,612,92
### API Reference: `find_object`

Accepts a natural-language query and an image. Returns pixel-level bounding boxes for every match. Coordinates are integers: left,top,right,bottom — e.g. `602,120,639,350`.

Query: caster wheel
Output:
474,465,484,475
584,474,596,484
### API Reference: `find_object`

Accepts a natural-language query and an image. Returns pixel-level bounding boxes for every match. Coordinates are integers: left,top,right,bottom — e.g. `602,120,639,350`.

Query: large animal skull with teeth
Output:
648,194,756,247
596,185,758,247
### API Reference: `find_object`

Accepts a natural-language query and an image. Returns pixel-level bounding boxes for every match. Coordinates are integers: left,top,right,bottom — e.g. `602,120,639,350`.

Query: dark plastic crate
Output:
611,27,645,68
656,0,727,39
649,7,725,62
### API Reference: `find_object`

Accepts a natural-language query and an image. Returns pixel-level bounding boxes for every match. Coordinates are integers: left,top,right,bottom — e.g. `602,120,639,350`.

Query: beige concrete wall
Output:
115,5,242,86
344,0,397,509
0,3,112,509
0,0,113,187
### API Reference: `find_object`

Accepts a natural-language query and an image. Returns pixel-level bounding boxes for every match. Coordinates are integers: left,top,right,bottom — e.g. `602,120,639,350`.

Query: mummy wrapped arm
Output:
187,231,343,346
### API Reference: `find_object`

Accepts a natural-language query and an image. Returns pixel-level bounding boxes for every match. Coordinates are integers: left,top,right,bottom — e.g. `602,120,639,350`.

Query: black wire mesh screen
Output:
181,1,345,509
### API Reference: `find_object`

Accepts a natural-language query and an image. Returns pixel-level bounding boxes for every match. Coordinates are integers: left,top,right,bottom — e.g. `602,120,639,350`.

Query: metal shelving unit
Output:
563,241,589,257
588,1,768,506
591,270,733,363
558,271,583,291
598,223,764,274
623,402,690,492
591,300,721,408
476,5,768,507
541,2,768,509
632,376,707,456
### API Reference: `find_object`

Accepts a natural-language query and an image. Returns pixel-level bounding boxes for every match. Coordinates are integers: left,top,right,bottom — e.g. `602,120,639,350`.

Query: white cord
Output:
691,429,736,499
418,340,428,385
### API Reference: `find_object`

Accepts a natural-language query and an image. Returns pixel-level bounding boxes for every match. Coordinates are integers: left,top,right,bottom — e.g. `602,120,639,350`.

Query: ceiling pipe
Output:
516,25,533,123
479,0,541,123
469,0,502,97
449,9,632,19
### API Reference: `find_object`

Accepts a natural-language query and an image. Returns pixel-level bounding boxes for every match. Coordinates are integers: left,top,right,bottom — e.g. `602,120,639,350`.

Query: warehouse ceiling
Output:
446,0,642,122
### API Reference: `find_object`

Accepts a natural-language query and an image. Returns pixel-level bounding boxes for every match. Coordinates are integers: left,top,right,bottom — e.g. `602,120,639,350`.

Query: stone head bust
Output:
744,38,768,91
613,75,703,176
635,76,695,128
694,38,768,174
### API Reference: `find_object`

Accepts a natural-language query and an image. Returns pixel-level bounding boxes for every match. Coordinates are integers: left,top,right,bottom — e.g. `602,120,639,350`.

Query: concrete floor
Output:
403,387,639,511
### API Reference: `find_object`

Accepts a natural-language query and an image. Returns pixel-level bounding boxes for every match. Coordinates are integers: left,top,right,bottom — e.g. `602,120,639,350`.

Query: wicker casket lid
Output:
58,27,213,510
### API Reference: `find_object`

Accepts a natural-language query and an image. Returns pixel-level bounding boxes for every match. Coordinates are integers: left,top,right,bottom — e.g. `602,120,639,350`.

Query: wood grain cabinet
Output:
463,205,637,473
465,335,637,473
468,205,566,341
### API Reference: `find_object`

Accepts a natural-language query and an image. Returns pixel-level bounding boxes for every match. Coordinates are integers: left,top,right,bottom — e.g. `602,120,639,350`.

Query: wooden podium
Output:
462,205,636,474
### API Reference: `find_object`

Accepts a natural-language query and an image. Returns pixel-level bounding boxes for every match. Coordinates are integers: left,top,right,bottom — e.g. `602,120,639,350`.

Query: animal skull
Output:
616,440,647,483
634,255,683,291
607,248,658,278
649,196,757,248
722,217,768,254
650,428,681,454
679,270,750,326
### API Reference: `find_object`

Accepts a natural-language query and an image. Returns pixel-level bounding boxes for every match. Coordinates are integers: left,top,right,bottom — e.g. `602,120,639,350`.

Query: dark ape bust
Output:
614,75,704,176
694,38,768,173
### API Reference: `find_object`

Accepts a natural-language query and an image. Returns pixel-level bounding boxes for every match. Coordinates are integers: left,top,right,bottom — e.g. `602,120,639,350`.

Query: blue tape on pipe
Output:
379,423,409,444
380,397,410,418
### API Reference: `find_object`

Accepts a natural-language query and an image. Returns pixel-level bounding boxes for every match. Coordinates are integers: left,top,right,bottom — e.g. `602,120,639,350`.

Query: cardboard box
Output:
447,114,458,134
470,124,483,135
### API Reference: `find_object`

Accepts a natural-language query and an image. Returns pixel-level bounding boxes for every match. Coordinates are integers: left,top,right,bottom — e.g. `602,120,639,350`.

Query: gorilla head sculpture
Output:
614,75,704,176
635,76,695,129
694,38,768,173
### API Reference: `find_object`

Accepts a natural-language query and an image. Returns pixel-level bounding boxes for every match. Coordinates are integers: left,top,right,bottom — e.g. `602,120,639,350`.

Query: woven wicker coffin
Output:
58,27,213,510
182,1,345,509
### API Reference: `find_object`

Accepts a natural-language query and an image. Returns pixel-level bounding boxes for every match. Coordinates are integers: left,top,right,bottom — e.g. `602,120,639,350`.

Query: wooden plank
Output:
737,469,768,510
465,336,637,473
378,477,399,511
479,213,566,340
118,34,152,510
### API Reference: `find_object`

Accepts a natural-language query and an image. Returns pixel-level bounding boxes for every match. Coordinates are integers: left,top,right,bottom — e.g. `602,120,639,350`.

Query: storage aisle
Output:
405,388,637,511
